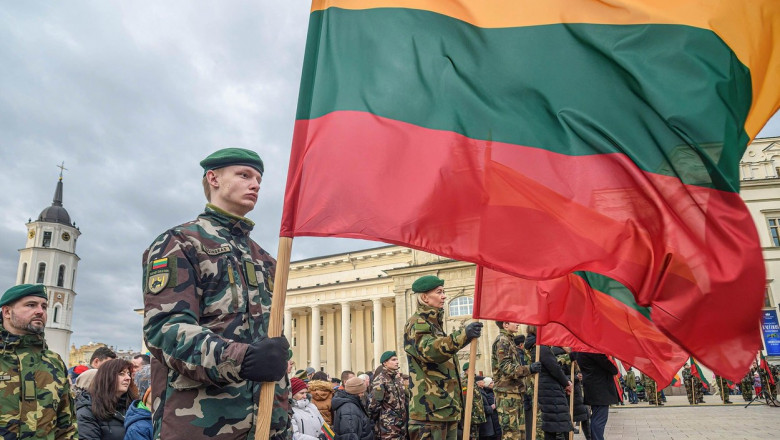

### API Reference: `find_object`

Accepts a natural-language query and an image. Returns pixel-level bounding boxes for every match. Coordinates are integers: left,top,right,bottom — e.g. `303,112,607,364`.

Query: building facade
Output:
740,135,780,362
286,246,503,377
16,173,81,365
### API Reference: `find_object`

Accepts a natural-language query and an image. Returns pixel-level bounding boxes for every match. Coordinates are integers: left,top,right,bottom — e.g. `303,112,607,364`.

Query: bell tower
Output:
17,163,80,364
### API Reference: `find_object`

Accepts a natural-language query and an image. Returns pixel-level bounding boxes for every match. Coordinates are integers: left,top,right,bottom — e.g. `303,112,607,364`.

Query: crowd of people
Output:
2,149,778,440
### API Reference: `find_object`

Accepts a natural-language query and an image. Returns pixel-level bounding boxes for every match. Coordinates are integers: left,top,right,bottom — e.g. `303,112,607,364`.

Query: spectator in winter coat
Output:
476,377,497,440
332,377,375,440
291,378,326,440
308,379,336,425
571,352,619,440
482,378,502,439
124,388,153,440
76,359,139,440
525,338,572,440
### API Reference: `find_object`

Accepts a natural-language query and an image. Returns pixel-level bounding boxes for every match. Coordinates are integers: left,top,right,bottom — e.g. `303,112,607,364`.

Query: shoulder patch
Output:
413,321,431,332
146,258,178,294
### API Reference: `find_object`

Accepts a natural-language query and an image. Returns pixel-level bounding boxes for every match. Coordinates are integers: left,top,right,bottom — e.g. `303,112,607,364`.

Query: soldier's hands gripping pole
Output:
461,320,482,440
255,237,293,439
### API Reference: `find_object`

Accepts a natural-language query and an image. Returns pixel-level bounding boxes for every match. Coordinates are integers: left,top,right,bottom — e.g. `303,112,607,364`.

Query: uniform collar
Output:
202,204,255,236
0,320,46,350
499,329,514,338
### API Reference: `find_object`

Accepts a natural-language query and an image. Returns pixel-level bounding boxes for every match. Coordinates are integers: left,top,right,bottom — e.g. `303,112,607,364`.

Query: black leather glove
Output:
240,336,290,382
465,322,483,342
529,362,542,374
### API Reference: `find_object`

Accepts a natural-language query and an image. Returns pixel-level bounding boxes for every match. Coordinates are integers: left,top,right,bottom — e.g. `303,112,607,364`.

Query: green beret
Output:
288,349,293,360
412,275,444,293
0,284,48,308
200,148,264,176
462,362,469,372
380,351,396,364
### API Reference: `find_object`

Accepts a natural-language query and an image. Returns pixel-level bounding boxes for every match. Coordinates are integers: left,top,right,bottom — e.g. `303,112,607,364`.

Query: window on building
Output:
42,231,52,248
71,270,76,289
449,296,474,317
57,265,66,287
53,305,60,324
293,337,297,347
320,315,324,326
293,318,297,328
20,263,27,284
769,218,780,247
36,263,46,284
320,335,324,345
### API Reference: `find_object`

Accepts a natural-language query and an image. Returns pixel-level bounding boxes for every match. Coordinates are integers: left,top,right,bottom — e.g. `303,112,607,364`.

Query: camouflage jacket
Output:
404,298,469,422
143,204,291,440
491,329,531,394
368,367,408,439
0,321,77,440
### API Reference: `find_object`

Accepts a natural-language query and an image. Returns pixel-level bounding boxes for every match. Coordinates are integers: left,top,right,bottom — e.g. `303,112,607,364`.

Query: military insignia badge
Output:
146,257,177,294
148,272,169,294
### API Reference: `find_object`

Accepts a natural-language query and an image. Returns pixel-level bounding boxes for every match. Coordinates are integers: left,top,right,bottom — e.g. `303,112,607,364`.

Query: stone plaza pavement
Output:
589,395,779,439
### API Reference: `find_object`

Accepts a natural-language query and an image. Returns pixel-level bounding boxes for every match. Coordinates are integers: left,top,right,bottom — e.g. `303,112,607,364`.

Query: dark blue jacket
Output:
123,400,153,440
332,390,374,440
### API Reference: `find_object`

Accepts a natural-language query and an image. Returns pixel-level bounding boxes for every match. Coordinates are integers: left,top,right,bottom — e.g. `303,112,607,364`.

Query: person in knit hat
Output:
332,377,374,440
290,377,325,440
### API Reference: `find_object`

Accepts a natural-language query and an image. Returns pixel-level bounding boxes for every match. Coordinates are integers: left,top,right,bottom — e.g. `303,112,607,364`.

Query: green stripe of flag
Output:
298,8,752,191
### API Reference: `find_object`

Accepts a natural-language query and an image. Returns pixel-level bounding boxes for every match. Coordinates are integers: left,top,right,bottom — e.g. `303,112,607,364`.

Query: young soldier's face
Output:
383,356,400,371
503,322,520,333
2,297,47,335
209,165,262,216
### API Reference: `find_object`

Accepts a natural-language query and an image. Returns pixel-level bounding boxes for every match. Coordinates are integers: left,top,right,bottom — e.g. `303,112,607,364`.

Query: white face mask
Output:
294,398,309,409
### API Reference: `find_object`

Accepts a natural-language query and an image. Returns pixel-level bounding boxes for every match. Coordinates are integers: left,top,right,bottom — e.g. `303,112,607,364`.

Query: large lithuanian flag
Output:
281,1,780,381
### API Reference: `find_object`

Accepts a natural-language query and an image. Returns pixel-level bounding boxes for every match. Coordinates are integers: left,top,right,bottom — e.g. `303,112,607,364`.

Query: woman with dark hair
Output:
76,358,139,440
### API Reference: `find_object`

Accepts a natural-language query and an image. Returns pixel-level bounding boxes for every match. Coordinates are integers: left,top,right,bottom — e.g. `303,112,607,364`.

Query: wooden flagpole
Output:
531,343,541,438
462,327,480,440
255,237,293,439
569,360,576,440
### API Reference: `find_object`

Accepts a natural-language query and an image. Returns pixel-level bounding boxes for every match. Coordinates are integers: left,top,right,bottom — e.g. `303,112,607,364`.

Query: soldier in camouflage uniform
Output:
740,370,753,401
0,284,77,440
404,275,483,440
491,321,537,440
369,351,408,439
143,148,291,440
714,375,733,404
681,364,695,404
642,373,660,405
460,366,486,440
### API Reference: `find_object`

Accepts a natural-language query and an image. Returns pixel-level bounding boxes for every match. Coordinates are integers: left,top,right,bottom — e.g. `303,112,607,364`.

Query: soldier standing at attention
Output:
681,364,694,404
0,284,77,440
369,351,408,439
715,375,733,404
404,275,483,440
143,148,291,440
491,321,539,440
642,373,660,406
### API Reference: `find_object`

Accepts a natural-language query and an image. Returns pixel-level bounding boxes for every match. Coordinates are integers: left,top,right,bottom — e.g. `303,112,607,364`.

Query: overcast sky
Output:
1,2,779,352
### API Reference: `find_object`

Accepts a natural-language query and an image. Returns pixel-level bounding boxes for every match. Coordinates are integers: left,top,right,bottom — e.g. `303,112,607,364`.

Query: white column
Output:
284,309,293,343
310,305,321,370
372,299,383,367
340,302,351,372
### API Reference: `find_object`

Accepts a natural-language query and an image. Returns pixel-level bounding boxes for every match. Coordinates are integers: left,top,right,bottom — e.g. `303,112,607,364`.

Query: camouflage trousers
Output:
496,391,524,440
741,383,753,401
408,420,459,440
524,406,544,440
684,385,694,404
645,382,658,405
